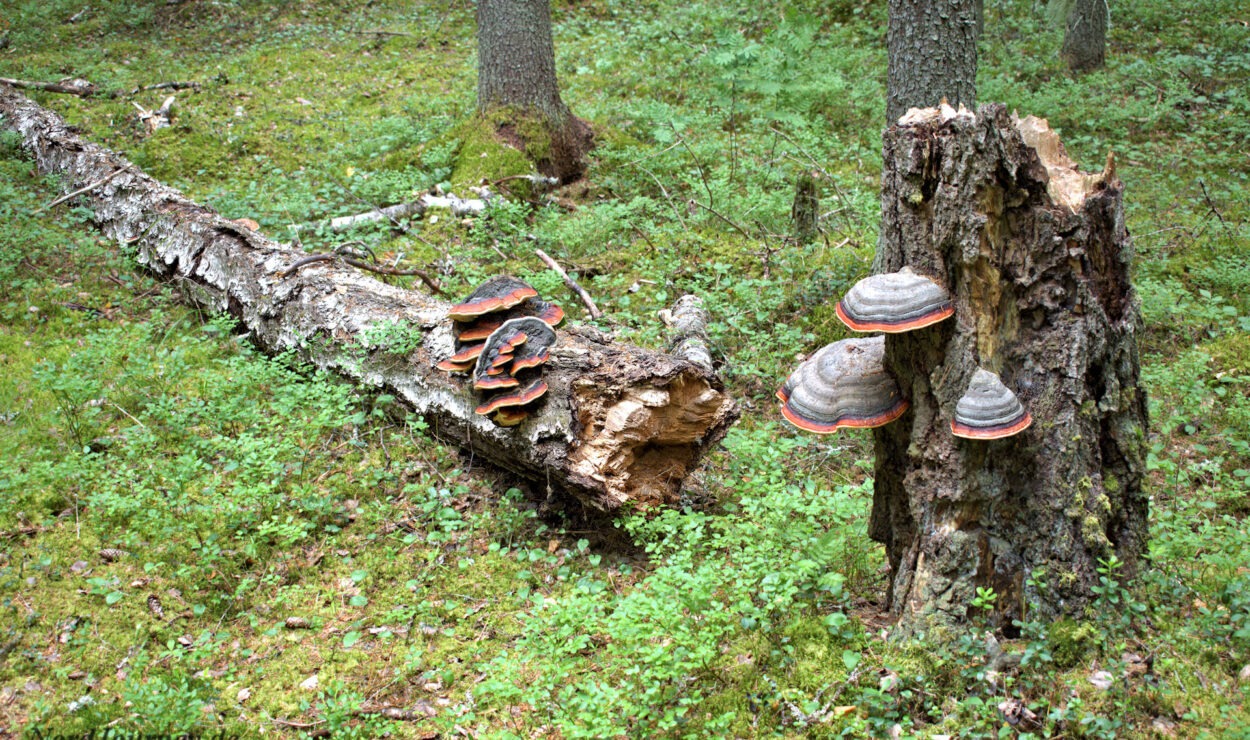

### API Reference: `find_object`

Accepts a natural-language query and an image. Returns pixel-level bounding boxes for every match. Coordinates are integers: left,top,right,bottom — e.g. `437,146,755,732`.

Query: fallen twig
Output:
343,258,445,294
1,77,202,99
347,29,418,37
535,249,602,319
34,167,127,213
691,199,753,241
123,81,202,96
324,193,488,232
0,77,96,97
280,249,444,295
355,706,434,721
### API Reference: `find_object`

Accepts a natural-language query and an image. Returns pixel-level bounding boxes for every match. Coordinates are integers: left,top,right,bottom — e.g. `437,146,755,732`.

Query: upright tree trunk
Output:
476,0,593,183
886,0,980,124
1062,0,1108,73
870,104,1147,636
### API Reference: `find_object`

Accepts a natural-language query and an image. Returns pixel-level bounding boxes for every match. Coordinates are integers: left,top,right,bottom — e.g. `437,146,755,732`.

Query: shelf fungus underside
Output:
777,336,909,433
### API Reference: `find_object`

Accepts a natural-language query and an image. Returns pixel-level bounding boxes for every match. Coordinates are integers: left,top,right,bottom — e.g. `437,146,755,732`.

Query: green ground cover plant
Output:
1,0,1247,736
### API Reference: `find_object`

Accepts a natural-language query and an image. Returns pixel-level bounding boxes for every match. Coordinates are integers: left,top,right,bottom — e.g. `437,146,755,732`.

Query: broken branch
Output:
535,249,603,319
34,167,127,214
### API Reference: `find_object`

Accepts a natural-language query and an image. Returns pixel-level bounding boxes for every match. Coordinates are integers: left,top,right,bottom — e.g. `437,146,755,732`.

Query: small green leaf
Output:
343,630,361,648
842,650,861,671
349,595,368,607
106,591,124,605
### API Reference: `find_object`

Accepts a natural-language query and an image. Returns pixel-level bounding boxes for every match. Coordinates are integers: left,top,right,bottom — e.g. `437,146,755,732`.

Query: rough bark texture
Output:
476,0,593,183
1061,0,1108,73
870,104,1147,637
0,84,737,513
886,0,980,125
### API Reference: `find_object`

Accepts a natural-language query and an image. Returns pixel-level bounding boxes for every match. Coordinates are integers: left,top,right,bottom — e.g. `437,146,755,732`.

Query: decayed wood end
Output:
873,103,1148,637
0,84,738,512
1014,113,1117,212
569,361,735,508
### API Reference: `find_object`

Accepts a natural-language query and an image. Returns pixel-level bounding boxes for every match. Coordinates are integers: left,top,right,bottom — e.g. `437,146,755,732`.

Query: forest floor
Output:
1,0,1247,737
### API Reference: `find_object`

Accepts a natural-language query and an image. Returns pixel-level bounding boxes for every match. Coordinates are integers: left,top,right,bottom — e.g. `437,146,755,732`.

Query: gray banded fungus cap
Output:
951,367,1032,440
776,336,909,434
836,266,954,333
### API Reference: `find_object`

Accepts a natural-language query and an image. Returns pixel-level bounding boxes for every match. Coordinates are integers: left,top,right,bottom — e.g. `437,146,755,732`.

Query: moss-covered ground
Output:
1,0,1247,736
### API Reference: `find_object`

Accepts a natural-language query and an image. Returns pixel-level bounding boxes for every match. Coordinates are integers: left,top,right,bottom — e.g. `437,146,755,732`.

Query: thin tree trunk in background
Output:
872,104,1147,637
1062,0,1108,73
476,0,593,182
886,0,980,124
0,84,736,514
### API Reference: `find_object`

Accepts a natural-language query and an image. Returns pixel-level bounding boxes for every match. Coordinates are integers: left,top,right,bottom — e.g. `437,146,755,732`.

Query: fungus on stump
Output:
867,104,1148,636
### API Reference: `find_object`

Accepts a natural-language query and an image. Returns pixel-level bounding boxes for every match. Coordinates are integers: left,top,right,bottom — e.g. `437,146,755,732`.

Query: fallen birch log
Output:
0,84,739,512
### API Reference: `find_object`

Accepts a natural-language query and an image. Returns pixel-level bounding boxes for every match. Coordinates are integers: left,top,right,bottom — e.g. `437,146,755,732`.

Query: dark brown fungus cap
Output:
472,317,556,385
447,276,539,322
475,378,549,416
951,368,1032,440
454,298,565,342
777,336,909,434
435,358,475,373
836,267,954,333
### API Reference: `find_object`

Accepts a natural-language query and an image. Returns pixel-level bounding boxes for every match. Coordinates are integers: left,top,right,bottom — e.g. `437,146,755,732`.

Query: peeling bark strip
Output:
0,85,738,511
871,104,1147,636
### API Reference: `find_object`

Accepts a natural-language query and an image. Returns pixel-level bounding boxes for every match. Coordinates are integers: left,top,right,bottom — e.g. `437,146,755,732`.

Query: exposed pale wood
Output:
0,83,738,513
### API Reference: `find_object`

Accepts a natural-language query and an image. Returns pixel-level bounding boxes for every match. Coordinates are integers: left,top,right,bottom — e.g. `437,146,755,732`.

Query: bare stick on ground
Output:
0,83,737,513
534,248,603,319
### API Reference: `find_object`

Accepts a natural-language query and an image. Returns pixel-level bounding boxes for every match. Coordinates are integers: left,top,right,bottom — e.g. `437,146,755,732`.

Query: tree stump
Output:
870,104,1148,636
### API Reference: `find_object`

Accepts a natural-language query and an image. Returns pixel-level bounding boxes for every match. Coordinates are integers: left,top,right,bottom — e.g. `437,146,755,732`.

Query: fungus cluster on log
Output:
437,276,565,427
0,85,740,514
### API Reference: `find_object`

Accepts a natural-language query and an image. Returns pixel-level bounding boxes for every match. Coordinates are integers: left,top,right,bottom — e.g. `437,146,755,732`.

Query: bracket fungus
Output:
836,267,954,333
455,297,565,342
439,278,565,427
777,336,909,434
475,378,550,416
446,276,540,321
950,368,1032,440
